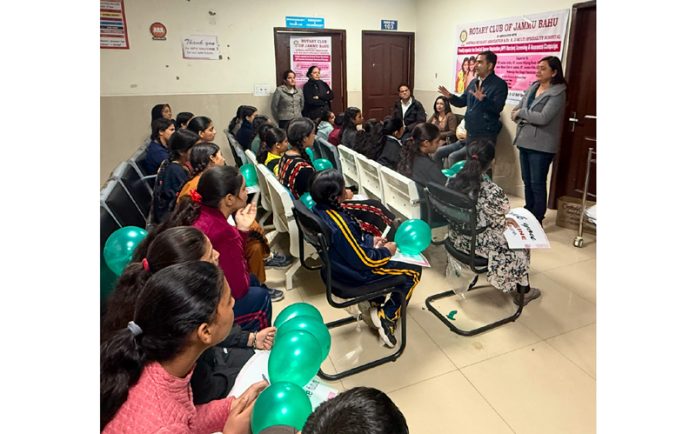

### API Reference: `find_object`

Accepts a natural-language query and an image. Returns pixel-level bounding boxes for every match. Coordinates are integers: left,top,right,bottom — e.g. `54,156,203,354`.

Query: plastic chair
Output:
292,201,408,380
423,182,526,336
263,168,316,289
378,166,421,221
253,164,278,237
315,138,342,174
244,149,258,165
337,145,361,190
354,153,385,201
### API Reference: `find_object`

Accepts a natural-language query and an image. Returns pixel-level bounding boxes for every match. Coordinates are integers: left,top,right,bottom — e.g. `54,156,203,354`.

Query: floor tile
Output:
517,274,596,339
543,259,596,304
322,312,457,393
546,323,596,378
389,371,514,434
462,342,596,434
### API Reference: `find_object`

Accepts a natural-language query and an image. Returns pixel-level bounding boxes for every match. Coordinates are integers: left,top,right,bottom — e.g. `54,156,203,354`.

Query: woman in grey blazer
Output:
271,69,304,129
512,56,567,223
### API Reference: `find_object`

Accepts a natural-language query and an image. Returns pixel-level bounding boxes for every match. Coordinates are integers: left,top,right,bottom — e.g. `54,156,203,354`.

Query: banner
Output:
100,0,129,49
290,36,332,89
182,35,220,60
454,10,569,105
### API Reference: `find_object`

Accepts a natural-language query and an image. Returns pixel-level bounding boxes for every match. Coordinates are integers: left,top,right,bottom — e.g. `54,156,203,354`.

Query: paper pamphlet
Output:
351,194,368,201
228,350,338,411
504,207,550,249
391,250,431,267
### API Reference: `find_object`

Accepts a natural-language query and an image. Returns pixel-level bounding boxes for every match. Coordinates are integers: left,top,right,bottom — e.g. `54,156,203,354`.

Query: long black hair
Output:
287,117,316,162
540,56,567,85
229,105,257,132
448,137,496,198
382,116,404,137
175,112,194,129
353,119,385,160
100,261,224,430
341,107,361,144
150,118,175,142
101,227,209,343
187,116,213,139
150,104,171,122
397,122,439,177
310,169,345,211
433,96,452,114
258,127,287,164
189,142,221,177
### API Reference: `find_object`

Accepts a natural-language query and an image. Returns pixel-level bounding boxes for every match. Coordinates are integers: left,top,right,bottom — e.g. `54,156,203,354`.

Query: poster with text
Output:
182,35,220,60
100,0,129,49
454,10,569,105
290,36,332,89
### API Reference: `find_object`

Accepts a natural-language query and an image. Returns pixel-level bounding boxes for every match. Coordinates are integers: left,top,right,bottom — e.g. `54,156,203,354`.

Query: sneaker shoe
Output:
370,307,397,348
264,253,292,268
357,301,378,330
262,284,285,302
513,287,541,307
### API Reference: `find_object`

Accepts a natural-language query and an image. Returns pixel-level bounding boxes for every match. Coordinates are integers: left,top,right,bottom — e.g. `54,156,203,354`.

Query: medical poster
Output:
454,10,569,105
100,0,129,49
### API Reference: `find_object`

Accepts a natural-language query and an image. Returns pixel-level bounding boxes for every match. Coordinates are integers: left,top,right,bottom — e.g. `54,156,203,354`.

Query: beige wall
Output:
102,0,578,192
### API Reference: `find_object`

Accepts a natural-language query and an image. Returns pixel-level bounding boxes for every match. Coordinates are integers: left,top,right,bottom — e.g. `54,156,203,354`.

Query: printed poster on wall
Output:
290,36,332,89
100,0,129,49
182,35,220,60
453,10,569,105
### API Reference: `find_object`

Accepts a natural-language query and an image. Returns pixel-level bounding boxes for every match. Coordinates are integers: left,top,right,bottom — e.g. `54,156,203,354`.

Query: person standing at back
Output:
391,83,426,141
271,70,304,130
302,65,334,122
511,56,567,224
437,50,508,165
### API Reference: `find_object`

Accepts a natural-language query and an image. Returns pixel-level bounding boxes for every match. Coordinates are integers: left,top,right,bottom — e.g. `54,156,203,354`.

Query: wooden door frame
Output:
361,31,415,113
273,27,347,111
548,0,596,208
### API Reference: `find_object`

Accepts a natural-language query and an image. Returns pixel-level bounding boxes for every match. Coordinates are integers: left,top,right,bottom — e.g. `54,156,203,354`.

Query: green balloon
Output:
394,218,432,255
240,163,258,187
274,302,324,328
251,382,312,434
450,160,466,173
268,330,323,388
313,158,333,172
103,226,148,276
441,169,455,178
299,192,316,210
276,315,331,361
306,147,316,161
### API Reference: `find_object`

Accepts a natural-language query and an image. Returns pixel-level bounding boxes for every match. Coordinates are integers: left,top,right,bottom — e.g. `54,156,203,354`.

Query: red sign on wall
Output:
150,22,167,40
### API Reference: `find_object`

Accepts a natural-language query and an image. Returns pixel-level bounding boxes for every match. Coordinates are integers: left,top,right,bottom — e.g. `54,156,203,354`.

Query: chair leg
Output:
425,276,523,336
318,312,407,381
285,259,302,290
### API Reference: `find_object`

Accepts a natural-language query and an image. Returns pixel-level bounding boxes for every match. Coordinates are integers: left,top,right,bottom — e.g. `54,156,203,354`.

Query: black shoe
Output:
261,284,285,302
264,253,292,268
513,287,541,306
370,307,397,348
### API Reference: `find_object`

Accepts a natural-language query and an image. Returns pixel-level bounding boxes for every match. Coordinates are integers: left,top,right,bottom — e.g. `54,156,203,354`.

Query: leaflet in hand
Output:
391,250,431,267
504,208,550,249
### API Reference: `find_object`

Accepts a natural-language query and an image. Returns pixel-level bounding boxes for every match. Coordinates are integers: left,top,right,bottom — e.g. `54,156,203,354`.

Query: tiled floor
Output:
264,195,596,434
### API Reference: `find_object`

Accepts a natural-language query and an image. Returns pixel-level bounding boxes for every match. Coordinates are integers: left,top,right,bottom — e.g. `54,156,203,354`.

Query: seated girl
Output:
101,226,276,405
100,260,268,433
376,116,404,171
446,138,540,305
161,165,280,328
143,117,175,175
309,169,422,348
188,116,218,143
427,96,458,144
249,115,273,155
340,107,363,149
327,112,344,146
178,142,225,202
352,118,385,161
149,128,197,225
398,122,447,188
316,110,335,142
257,126,288,175
277,117,395,236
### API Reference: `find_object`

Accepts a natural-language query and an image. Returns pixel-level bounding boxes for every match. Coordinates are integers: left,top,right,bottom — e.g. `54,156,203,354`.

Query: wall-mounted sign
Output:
150,22,167,40
285,16,325,29
381,20,398,31
182,35,220,60
290,36,332,89
100,0,129,49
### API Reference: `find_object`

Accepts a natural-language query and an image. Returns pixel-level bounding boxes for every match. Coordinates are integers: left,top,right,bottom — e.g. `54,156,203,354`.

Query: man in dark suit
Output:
391,83,426,141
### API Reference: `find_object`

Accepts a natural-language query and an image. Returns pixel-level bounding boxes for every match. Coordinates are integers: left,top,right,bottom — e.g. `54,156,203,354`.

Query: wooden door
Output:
549,1,596,206
273,28,347,115
361,31,415,121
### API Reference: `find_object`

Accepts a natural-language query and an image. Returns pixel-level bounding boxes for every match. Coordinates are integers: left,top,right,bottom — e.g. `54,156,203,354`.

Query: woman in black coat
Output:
302,65,334,122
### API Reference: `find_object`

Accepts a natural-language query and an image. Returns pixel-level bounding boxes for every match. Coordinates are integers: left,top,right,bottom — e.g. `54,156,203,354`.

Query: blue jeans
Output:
433,140,466,168
518,147,555,223
233,274,272,332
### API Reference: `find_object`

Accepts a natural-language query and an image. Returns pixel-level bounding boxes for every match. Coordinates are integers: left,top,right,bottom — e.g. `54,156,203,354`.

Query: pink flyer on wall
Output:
454,10,569,105
100,0,129,49
290,36,332,89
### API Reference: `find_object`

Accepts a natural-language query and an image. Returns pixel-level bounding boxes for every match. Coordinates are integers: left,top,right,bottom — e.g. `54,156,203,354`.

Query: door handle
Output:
584,114,597,119
568,111,579,132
